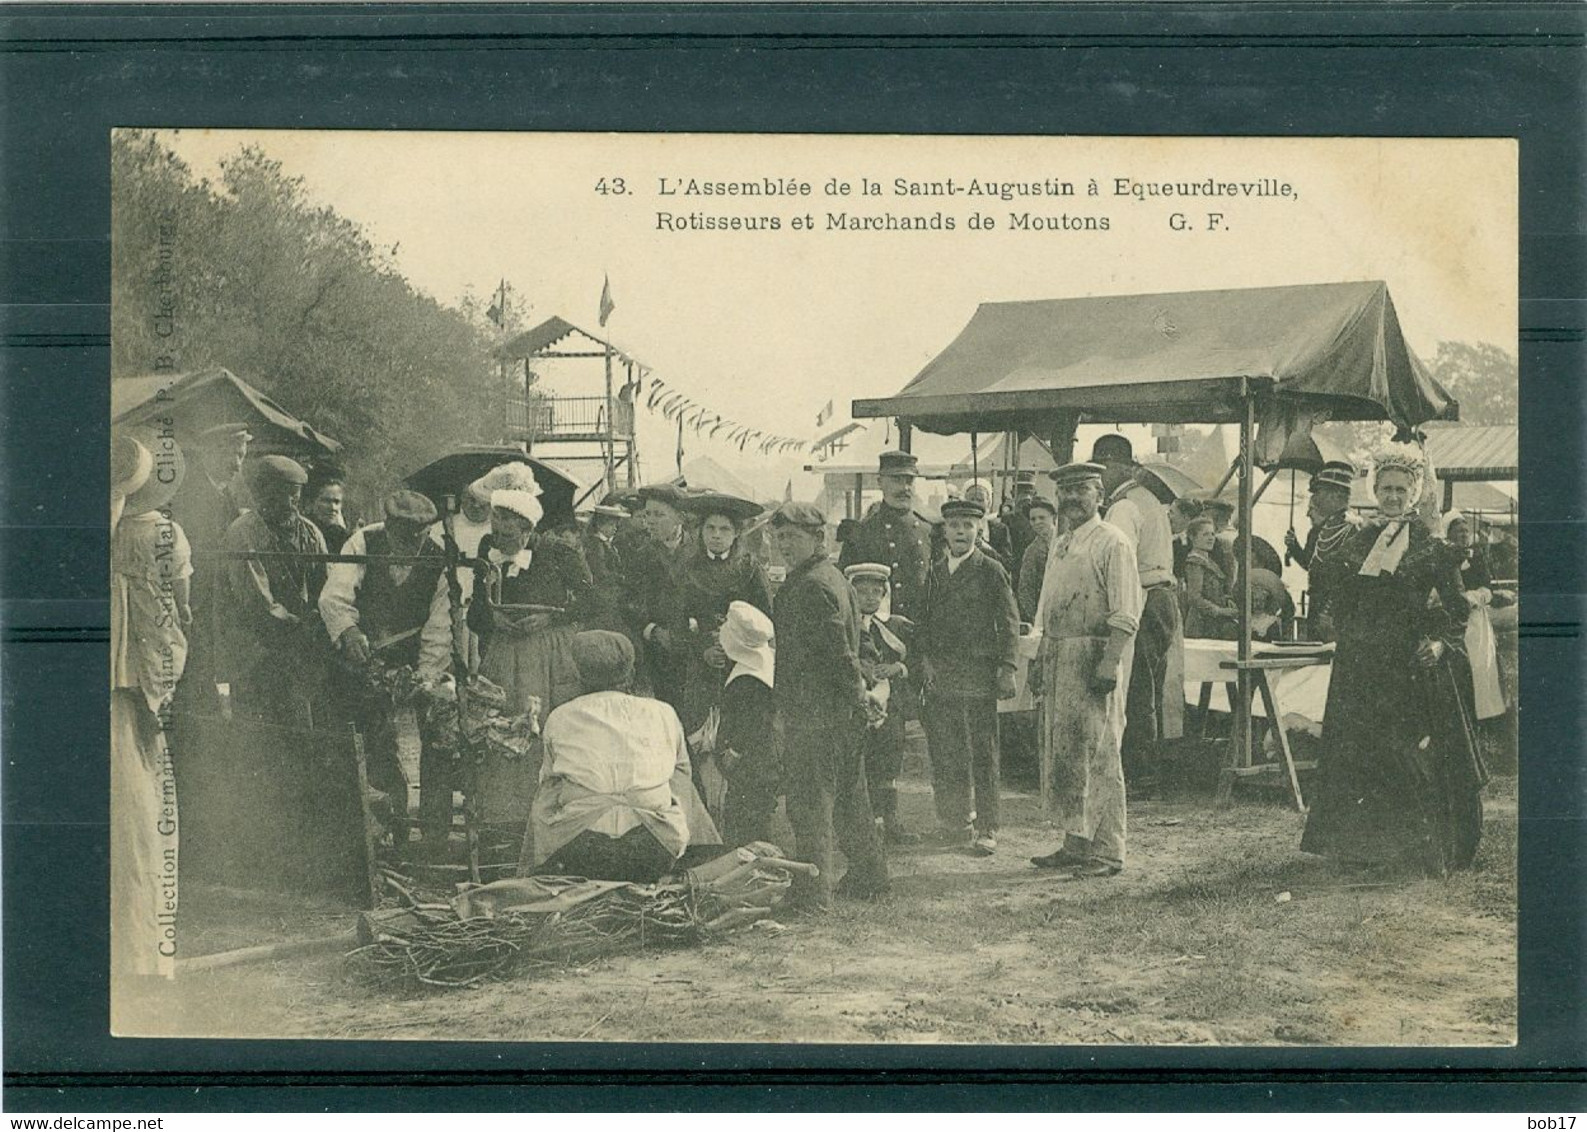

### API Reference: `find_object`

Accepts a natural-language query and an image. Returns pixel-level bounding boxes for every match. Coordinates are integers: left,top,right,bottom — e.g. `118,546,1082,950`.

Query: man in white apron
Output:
1029,462,1142,878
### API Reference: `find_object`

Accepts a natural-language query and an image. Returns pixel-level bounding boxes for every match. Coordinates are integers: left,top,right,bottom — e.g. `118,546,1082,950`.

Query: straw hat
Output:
119,427,186,516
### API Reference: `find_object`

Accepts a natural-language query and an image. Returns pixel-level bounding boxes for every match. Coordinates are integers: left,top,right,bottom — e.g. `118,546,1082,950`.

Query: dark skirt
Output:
1301,636,1487,873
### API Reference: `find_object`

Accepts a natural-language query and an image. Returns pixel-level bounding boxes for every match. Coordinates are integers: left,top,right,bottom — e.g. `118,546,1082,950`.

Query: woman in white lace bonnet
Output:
1299,439,1489,876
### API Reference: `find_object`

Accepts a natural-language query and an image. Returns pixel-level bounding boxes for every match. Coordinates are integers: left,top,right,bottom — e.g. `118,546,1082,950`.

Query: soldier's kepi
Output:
1284,459,1359,641
837,449,931,621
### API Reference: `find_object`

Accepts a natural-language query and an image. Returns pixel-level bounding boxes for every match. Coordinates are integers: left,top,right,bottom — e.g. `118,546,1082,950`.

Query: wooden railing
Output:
505,395,633,438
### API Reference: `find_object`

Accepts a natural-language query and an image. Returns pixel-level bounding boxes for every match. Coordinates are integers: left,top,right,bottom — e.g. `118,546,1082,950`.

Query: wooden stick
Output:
178,930,360,974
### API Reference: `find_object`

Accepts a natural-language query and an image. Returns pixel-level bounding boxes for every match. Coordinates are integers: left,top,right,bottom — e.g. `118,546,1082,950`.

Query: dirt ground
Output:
126,731,1518,1047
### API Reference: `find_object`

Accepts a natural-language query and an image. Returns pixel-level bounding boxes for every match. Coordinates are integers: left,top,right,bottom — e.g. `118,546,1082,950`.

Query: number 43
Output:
595,178,628,196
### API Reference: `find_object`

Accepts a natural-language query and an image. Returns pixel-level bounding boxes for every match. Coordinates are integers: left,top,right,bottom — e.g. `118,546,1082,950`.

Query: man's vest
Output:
358,526,447,665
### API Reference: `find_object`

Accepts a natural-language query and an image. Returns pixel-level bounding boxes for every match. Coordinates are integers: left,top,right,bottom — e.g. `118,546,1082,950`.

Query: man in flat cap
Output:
320,488,454,824
771,502,889,909
1092,434,1184,799
1030,462,1141,879
1283,460,1359,641
838,451,932,623
219,454,329,729
171,422,253,718
624,482,694,708
846,562,919,845
917,497,1020,854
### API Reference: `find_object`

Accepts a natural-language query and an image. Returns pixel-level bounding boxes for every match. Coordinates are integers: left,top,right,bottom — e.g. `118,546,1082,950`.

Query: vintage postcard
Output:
109,131,1517,1044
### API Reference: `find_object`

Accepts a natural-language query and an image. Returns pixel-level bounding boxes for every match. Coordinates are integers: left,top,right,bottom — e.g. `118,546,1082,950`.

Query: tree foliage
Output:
112,130,507,508
1424,340,1517,426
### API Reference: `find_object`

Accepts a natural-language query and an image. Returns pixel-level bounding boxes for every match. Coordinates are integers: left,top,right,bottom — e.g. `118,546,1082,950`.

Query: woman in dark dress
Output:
672,493,773,735
1300,443,1488,875
713,601,780,847
1181,517,1238,639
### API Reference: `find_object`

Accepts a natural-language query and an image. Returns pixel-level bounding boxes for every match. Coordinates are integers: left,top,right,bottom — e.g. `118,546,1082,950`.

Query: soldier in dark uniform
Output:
771,502,890,910
838,450,932,621
624,483,694,710
673,492,773,734
1283,460,1359,641
170,422,251,718
918,498,1020,855
580,502,631,635
845,563,919,845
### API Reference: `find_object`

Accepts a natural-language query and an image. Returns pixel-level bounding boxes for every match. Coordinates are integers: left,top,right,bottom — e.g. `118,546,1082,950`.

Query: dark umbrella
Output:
1135,462,1203,502
1266,430,1352,557
402,445,583,529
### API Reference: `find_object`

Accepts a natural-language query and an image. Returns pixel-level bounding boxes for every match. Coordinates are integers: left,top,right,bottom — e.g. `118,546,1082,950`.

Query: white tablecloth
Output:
1182,638,1334,723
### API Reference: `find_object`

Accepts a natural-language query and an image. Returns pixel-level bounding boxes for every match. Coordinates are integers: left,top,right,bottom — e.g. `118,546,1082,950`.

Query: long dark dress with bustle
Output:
1300,520,1488,873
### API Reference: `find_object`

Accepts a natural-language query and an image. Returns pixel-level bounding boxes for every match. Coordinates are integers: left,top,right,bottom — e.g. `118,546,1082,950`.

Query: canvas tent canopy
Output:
113,368,342,456
853,280,1456,435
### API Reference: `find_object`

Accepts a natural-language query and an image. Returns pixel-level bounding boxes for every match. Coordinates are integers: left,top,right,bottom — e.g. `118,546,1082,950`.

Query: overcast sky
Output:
155,131,1516,495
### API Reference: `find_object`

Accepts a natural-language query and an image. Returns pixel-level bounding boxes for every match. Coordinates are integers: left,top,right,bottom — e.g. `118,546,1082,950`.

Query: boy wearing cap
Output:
770,502,890,908
838,450,931,622
220,455,328,728
918,497,1020,855
1283,460,1359,641
846,563,919,845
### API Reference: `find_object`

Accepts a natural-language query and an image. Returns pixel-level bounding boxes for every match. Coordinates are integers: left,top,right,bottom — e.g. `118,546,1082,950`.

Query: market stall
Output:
113,367,342,457
853,280,1458,802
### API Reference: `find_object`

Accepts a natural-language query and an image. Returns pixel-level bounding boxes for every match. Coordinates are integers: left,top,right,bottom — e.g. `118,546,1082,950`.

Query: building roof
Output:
1424,423,1517,481
492,316,638,365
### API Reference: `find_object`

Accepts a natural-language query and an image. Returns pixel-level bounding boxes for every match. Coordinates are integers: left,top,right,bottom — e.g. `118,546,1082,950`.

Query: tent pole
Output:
1212,454,1240,498
898,421,913,454
1252,467,1279,504
1230,385,1256,802
1048,411,1080,465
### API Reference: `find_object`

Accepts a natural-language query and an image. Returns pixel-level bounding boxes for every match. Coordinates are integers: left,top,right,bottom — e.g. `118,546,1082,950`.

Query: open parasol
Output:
403,446,583,529
1266,430,1354,557
1135,462,1204,502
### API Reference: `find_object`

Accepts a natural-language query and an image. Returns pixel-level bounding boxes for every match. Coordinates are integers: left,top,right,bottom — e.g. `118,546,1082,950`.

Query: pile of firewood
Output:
348,843,812,991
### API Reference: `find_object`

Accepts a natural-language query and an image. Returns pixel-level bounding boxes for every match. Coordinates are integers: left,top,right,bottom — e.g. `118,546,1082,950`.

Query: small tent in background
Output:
679,455,763,505
112,368,341,457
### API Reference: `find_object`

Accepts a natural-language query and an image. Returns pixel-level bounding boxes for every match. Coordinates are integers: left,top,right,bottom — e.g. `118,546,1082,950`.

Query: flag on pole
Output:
487,279,507,329
599,274,616,327
815,399,834,427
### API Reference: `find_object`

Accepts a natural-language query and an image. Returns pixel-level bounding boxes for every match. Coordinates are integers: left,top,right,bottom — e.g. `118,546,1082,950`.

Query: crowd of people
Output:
110,418,1514,983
